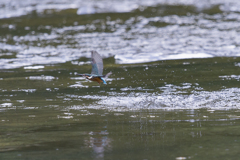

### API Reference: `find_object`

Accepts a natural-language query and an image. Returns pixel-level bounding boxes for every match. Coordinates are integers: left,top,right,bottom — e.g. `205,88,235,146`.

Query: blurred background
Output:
1,0,240,68
1,0,240,159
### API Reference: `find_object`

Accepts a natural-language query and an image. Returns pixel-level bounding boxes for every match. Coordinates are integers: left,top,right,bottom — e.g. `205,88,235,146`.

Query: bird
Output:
79,51,112,84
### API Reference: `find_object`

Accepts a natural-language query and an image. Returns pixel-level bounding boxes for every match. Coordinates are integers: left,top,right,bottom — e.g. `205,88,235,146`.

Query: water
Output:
1,0,240,159
1,108,240,159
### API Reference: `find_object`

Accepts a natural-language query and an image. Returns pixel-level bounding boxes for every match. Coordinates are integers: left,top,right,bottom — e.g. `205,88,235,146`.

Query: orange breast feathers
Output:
90,77,103,84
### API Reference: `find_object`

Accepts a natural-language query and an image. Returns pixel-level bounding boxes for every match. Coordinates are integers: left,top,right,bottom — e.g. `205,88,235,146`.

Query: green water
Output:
0,57,240,159
1,108,240,160
1,1,240,159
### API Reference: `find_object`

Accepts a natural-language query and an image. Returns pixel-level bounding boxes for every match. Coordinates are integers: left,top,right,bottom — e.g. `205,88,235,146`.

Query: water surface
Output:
1,0,240,159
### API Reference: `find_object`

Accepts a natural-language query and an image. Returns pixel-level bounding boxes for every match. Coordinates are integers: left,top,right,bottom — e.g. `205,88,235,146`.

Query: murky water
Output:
1,0,240,159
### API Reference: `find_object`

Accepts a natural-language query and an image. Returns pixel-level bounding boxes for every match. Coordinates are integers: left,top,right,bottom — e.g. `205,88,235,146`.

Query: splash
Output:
69,85,240,111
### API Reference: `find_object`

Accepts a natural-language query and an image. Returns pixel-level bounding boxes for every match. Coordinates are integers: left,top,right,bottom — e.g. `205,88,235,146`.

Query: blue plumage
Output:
79,51,112,84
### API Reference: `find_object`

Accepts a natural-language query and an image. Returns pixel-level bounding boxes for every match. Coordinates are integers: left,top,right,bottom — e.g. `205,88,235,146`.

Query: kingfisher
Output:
79,51,112,84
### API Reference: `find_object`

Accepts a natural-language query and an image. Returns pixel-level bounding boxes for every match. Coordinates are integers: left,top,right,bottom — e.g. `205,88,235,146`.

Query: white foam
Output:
1,0,240,18
24,66,44,69
69,86,240,111
115,52,213,64
12,89,36,93
27,75,56,81
1,1,240,69
219,75,240,81
0,103,12,107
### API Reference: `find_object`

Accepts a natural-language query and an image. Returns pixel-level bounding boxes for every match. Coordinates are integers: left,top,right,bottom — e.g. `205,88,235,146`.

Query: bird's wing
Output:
91,50,103,76
103,71,112,78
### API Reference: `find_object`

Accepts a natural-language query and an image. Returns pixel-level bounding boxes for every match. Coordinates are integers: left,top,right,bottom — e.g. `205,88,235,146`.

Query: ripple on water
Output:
1,1,240,68
24,66,44,69
219,75,240,81
27,75,56,81
1,0,240,18
69,86,240,111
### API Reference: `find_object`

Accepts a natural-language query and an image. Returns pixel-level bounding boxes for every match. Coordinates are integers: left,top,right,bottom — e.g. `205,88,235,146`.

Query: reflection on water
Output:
84,131,111,160
1,108,240,160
